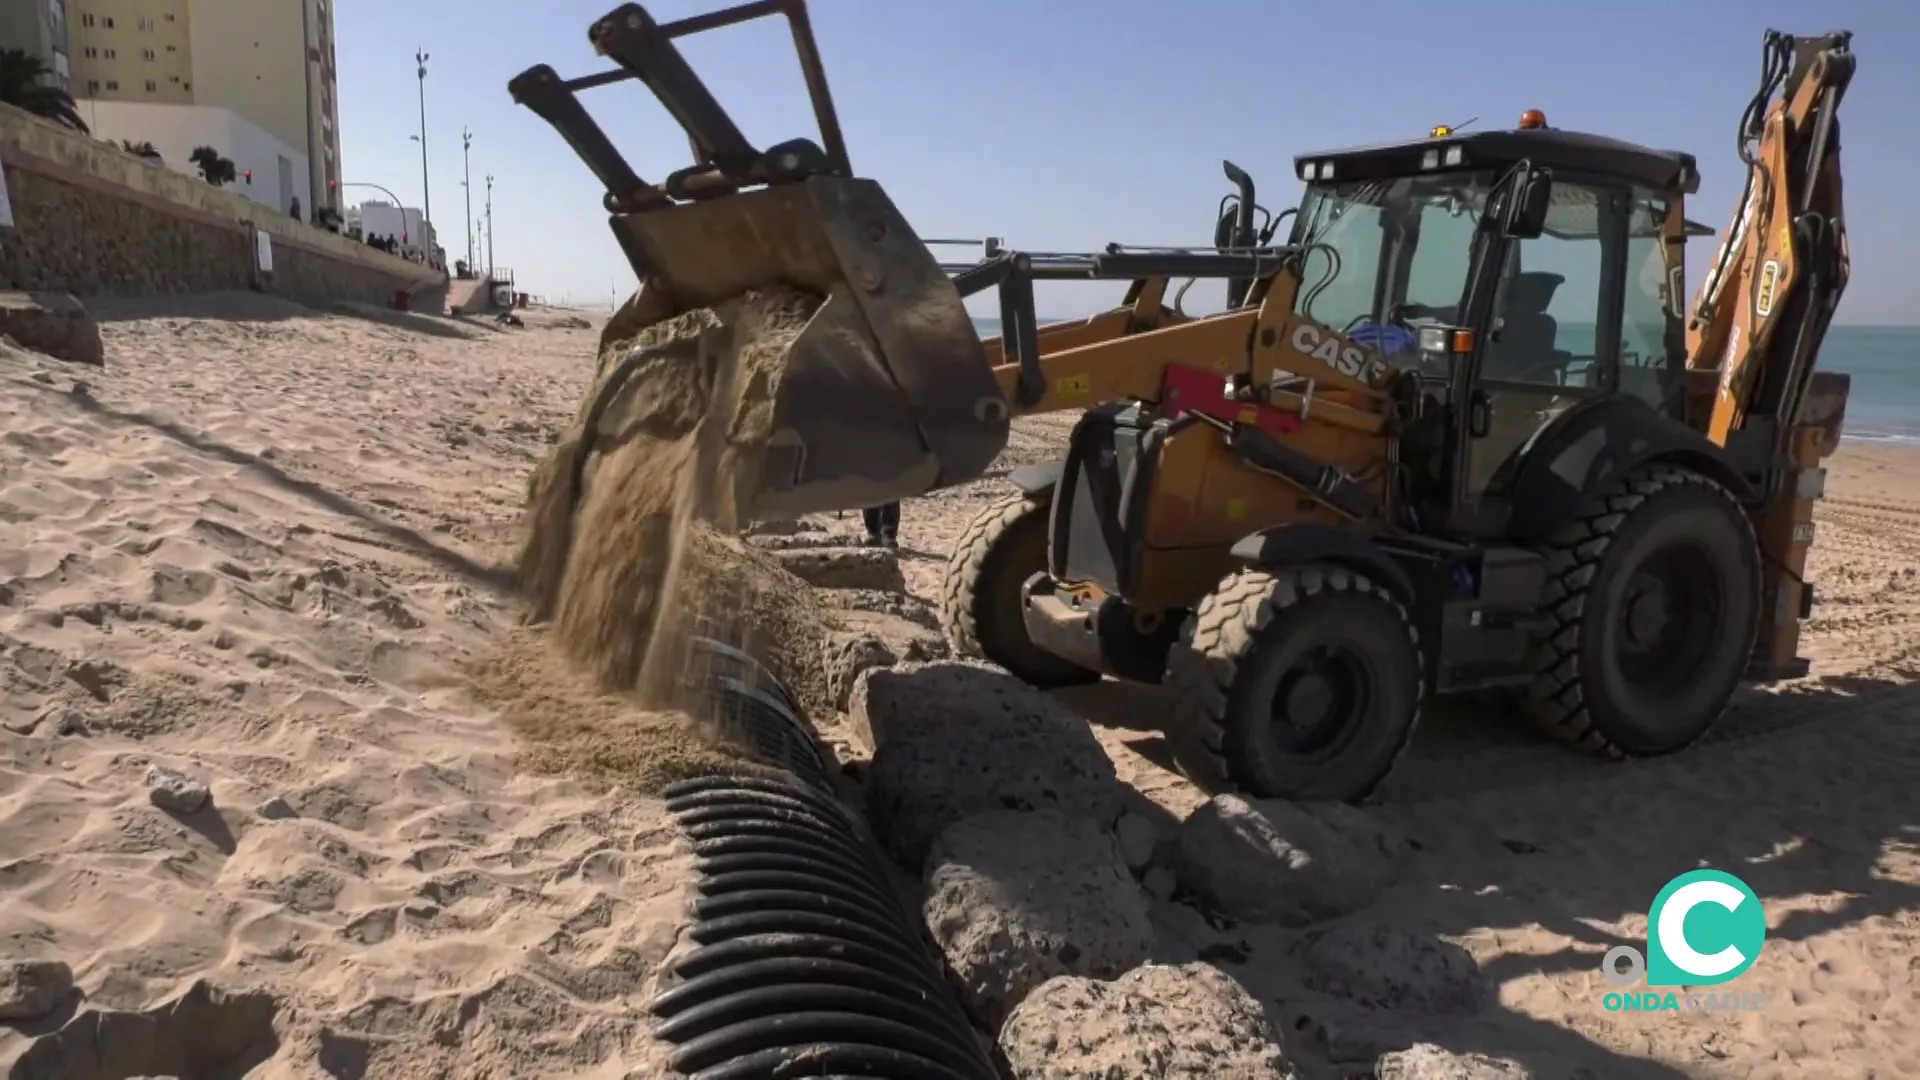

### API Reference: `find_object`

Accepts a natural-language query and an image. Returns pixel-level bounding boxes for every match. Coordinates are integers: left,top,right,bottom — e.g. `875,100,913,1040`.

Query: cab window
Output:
1620,190,1679,408
1481,180,1614,391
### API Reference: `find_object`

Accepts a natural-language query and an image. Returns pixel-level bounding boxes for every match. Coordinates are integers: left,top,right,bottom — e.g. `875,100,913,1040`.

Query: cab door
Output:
1453,177,1629,533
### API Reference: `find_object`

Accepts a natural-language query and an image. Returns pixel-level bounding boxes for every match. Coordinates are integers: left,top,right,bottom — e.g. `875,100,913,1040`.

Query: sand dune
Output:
1,296,1917,1078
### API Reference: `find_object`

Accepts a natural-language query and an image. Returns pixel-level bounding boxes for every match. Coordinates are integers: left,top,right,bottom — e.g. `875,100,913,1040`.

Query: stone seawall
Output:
0,105,447,311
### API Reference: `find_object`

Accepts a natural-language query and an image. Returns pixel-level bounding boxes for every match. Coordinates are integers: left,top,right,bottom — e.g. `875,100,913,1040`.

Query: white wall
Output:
350,201,435,257
78,99,312,214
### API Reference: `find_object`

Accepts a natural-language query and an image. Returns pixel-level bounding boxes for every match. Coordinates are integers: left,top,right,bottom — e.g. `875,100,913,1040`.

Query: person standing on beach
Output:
862,502,900,547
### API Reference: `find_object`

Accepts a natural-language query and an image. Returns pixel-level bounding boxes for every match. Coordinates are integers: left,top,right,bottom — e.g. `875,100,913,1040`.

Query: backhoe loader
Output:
514,2,1853,802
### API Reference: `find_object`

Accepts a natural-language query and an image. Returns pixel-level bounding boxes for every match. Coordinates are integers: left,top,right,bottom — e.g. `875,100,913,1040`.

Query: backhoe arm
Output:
1686,31,1855,451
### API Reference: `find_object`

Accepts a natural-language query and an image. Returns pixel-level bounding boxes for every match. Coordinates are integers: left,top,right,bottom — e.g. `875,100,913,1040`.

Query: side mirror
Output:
1507,170,1553,238
1214,207,1239,249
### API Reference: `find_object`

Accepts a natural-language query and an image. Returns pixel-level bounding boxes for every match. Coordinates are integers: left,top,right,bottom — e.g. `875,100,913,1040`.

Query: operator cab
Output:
1284,111,1715,538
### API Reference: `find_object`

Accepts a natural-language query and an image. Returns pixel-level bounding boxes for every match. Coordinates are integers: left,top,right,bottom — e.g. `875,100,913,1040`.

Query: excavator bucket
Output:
509,0,1008,518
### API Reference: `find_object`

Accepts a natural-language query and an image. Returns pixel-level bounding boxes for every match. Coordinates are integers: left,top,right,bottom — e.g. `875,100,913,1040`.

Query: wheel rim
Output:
1268,643,1373,761
1612,540,1723,698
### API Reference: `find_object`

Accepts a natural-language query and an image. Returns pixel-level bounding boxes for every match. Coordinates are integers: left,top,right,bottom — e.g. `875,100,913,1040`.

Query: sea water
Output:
973,317,1919,445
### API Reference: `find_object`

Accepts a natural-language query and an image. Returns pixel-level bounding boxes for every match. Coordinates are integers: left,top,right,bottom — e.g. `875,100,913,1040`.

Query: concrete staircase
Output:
447,275,496,315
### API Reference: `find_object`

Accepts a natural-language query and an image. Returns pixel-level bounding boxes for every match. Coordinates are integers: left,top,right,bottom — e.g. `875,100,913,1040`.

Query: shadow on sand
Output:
83,292,485,342
23,377,517,594
1052,671,1920,1078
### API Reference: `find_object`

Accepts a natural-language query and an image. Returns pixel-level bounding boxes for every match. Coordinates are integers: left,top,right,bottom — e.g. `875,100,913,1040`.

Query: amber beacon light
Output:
1518,108,1549,129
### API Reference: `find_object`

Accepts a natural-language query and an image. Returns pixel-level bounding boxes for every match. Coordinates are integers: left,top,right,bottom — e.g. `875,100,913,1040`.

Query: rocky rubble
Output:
924,809,1155,1027
1375,1044,1543,1079
730,520,1586,1080
1172,793,1411,926
998,963,1298,1080
1292,924,1491,1016
768,545,907,591
855,660,1123,867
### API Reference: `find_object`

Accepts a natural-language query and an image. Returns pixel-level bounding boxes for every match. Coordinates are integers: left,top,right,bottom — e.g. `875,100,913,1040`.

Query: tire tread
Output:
1518,463,1756,757
1168,563,1424,800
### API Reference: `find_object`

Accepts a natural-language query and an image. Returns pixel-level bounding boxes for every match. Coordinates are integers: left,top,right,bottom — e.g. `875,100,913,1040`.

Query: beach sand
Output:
1,298,1915,1077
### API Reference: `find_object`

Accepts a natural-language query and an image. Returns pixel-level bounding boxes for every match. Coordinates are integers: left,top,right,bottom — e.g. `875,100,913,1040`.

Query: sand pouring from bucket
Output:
509,1,1011,518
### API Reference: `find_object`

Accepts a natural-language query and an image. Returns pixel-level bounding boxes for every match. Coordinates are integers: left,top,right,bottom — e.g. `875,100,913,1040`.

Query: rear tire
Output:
1521,463,1761,756
1165,564,1423,802
940,491,1101,688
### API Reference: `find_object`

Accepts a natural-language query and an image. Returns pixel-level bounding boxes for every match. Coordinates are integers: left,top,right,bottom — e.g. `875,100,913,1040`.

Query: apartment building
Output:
0,0,73,92
64,0,343,211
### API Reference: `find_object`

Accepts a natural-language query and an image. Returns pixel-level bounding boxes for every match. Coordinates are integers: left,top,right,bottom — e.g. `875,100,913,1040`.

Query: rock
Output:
822,632,897,712
1172,795,1407,927
743,517,808,537
769,546,905,591
999,963,1296,1080
860,661,1122,868
834,588,943,631
1376,1044,1534,1079
255,795,297,820
924,809,1153,1027
145,765,211,815
1114,811,1159,874
1293,925,1490,1015
0,959,74,1020
0,292,104,366
1142,865,1178,900
1,706,84,736
65,658,124,702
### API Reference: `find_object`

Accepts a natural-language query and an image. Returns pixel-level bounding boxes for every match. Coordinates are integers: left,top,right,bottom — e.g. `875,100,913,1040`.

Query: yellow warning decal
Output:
1053,373,1091,397
1755,260,1781,318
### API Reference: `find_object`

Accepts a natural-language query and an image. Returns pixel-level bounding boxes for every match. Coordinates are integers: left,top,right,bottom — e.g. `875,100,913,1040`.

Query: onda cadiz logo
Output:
1599,869,1769,1014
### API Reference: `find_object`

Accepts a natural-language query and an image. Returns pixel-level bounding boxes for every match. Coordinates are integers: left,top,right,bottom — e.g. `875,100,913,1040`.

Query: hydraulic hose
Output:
650,639,999,1080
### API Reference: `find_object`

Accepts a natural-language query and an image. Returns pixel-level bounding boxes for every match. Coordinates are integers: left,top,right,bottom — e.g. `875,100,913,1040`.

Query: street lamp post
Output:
339,181,405,241
414,48,431,228
485,174,495,276
461,127,474,274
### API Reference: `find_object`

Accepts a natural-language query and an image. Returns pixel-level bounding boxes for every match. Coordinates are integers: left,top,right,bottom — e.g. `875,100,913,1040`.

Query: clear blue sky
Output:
336,0,1918,325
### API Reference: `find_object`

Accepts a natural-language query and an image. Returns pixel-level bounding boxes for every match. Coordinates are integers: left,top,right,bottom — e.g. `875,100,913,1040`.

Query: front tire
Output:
1521,463,1761,757
940,491,1100,688
1165,564,1423,802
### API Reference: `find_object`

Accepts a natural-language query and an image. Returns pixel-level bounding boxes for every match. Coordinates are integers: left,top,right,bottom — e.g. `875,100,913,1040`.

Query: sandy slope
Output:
0,299,690,1078
2,299,1917,1079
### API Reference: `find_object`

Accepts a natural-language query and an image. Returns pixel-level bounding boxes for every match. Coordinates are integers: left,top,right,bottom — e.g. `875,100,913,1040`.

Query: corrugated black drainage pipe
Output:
650,640,999,1080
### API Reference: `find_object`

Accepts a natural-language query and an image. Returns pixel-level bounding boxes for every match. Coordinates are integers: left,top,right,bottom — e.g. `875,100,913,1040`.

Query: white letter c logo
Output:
1658,879,1749,978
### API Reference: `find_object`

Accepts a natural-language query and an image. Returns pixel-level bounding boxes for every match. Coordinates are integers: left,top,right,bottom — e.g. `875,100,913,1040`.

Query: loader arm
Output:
960,243,1388,424
1685,30,1855,452
978,277,1183,366
1681,29,1855,683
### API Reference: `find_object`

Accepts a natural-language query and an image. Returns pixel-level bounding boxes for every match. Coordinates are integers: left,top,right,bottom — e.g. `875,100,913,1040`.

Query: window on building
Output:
102,16,113,27
84,46,95,57
169,75,179,83
144,79,156,92
142,48,155,60
81,12,92,26
164,13,175,21
182,81,190,89
103,47,115,58
104,79,117,90
86,78,99,93
138,16,152,30
166,44,176,52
